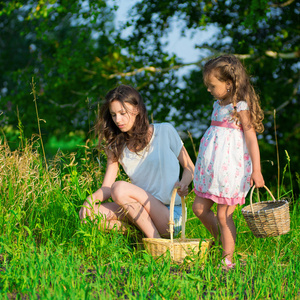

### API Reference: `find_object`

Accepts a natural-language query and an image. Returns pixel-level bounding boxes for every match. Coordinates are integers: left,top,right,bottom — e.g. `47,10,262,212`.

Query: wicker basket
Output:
143,188,212,263
241,185,290,238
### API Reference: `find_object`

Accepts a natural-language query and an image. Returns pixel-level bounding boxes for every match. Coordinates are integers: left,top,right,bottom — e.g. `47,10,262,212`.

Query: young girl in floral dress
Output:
193,55,265,268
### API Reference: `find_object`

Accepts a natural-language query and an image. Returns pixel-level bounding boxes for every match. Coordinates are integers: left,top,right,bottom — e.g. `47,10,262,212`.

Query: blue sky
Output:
111,0,218,64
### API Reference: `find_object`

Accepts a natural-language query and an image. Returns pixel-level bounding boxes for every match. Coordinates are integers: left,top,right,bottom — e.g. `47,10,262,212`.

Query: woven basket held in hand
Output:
143,188,212,263
241,185,290,238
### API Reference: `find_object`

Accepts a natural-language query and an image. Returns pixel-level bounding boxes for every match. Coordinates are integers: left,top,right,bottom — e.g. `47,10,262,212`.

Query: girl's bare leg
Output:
217,204,237,262
93,202,128,233
110,181,170,238
192,196,219,239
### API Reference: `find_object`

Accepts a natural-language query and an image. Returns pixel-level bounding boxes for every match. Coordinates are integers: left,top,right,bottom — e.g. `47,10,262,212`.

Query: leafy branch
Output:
270,0,296,7
81,49,299,80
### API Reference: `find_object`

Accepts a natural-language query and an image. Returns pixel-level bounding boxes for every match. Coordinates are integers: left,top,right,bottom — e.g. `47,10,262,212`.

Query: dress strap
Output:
211,120,243,131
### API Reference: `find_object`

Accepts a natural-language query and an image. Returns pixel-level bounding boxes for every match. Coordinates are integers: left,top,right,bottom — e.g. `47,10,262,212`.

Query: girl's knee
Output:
217,211,233,227
192,198,206,218
217,213,226,226
192,201,200,216
217,205,235,226
111,181,128,203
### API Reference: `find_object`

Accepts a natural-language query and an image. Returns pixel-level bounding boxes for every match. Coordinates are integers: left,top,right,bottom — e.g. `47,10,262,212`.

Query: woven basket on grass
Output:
143,188,212,263
241,185,290,238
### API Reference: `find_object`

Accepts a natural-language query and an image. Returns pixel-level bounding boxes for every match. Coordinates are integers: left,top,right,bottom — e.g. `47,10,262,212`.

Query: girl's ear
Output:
134,107,139,115
226,80,232,90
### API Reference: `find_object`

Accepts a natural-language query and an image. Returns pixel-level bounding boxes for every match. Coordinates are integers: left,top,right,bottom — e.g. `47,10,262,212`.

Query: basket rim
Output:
143,239,208,246
243,185,290,215
142,237,211,243
241,198,289,215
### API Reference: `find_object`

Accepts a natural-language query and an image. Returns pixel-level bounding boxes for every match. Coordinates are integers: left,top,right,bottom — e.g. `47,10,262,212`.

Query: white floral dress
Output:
193,100,252,205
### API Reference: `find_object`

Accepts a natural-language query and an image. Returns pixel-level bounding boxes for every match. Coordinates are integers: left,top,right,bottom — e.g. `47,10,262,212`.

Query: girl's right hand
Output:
79,197,95,221
174,181,189,197
250,171,265,188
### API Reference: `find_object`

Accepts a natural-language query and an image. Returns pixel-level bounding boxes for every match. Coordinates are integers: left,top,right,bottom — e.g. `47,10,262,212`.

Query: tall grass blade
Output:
30,77,48,170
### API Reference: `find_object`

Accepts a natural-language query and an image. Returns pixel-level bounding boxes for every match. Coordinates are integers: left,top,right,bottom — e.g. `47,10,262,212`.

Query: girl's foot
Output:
218,257,235,271
220,257,236,270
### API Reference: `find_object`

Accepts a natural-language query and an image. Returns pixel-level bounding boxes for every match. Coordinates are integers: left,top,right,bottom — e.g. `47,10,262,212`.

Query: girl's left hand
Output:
250,171,265,188
174,181,189,197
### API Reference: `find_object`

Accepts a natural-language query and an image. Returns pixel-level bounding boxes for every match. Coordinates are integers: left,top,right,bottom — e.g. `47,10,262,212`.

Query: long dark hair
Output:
203,55,264,133
95,85,150,161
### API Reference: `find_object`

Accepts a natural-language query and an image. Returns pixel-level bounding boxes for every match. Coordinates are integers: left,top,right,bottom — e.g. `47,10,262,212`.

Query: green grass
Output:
0,137,299,299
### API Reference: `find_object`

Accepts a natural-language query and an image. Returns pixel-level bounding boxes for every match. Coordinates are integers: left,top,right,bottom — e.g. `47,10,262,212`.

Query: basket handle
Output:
169,187,186,243
249,185,276,214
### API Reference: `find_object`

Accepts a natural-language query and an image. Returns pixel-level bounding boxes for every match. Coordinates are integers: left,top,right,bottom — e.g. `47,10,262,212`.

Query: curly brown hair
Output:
95,85,150,161
203,55,264,133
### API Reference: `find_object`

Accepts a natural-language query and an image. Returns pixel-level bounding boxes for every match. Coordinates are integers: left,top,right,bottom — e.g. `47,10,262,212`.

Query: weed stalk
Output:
187,131,197,160
31,77,48,170
274,109,280,199
16,106,24,149
285,150,294,202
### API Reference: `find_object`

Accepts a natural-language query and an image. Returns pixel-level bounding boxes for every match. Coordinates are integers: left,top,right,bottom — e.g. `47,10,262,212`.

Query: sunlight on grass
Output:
0,136,299,299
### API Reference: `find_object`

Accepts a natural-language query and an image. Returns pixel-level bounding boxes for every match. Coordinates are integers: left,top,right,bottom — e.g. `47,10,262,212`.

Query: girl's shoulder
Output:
214,100,219,108
153,122,176,132
236,100,249,112
153,122,181,140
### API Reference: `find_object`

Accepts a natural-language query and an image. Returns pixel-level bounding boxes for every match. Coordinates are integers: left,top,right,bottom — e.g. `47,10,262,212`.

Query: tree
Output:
122,0,300,194
1,0,299,194
0,1,125,142
0,0,182,152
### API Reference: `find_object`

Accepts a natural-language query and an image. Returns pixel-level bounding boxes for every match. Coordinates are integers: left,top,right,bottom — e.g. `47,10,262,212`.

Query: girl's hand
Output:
250,171,265,188
79,153,118,222
79,197,96,221
174,181,189,197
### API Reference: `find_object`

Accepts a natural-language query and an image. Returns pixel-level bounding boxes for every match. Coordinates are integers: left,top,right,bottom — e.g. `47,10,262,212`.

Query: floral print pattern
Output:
194,100,252,205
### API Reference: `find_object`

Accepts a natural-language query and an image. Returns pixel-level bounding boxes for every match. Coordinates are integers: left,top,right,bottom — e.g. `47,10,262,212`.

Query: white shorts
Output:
166,205,187,237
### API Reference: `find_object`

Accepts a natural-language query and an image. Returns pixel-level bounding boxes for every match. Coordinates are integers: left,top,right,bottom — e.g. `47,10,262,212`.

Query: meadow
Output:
0,135,299,300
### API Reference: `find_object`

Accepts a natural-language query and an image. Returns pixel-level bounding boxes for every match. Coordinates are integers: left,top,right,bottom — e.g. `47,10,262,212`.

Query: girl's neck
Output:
219,98,232,106
126,124,154,152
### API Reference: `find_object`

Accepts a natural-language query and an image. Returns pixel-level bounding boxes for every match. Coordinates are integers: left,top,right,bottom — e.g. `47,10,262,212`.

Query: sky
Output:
111,0,218,65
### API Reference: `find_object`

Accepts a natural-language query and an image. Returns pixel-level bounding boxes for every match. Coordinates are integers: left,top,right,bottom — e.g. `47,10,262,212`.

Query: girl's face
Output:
109,100,138,133
206,73,231,103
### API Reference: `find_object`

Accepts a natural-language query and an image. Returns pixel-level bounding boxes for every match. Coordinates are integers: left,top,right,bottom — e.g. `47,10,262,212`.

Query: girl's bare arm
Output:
239,110,265,187
176,146,195,197
79,151,119,220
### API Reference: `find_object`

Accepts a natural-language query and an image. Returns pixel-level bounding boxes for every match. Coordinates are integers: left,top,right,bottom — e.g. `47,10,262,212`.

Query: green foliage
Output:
0,1,120,141
0,0,299,195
